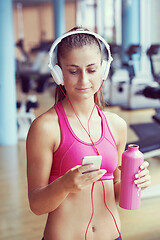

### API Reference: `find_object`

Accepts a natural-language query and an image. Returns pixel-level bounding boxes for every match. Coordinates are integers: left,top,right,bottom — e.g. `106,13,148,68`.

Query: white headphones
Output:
48,29,113,85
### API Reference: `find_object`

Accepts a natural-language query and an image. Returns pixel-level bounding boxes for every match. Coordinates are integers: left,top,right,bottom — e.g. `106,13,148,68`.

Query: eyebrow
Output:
66,63,97,67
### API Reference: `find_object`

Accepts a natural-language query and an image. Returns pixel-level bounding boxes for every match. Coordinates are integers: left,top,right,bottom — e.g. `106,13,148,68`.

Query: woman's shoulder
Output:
103,109,126,127
31,106,58,130
102,109,127,144
26,106,59,146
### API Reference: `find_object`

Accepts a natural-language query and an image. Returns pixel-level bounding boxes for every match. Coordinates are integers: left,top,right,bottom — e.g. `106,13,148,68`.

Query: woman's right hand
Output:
61,165,107,193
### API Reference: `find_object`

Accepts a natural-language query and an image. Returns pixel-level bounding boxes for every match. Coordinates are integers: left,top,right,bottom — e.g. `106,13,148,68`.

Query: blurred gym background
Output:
0,0,160,239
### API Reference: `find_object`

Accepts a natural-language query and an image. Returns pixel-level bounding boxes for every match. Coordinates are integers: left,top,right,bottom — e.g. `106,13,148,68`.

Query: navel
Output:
92,226,96,232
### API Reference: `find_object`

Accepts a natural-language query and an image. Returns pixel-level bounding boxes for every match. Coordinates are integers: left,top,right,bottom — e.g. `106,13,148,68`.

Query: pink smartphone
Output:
82,155,102,173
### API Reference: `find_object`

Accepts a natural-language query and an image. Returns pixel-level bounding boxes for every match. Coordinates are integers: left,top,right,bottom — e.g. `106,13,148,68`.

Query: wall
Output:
65,2,76,31
150,0,160,43
13,1,76,53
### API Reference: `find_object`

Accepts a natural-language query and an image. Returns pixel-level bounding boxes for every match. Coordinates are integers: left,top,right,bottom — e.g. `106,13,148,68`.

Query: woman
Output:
26,27,151,240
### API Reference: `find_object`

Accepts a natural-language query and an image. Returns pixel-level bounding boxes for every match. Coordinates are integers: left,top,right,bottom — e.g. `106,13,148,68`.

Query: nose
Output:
80,70,89,84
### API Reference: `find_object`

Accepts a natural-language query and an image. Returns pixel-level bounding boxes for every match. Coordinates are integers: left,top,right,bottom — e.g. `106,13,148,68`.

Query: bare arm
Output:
105,112,127,203
26,112,70,215
113,116,127,203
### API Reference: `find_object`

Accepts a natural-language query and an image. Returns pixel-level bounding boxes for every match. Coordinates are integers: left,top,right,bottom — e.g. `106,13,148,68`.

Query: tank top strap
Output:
96,105,117,148
54,101,73,143
54,101,66,125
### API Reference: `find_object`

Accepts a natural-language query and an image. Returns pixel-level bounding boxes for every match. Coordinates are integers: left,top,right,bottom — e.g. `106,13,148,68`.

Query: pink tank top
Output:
49,102,118,183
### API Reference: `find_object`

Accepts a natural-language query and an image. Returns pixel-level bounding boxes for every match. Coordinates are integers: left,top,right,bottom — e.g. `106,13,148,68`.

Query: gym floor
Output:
0,82,160,240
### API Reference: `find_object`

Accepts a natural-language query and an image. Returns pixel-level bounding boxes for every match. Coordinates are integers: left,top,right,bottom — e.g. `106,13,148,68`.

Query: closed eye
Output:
69,70,79,75
87,69,96,73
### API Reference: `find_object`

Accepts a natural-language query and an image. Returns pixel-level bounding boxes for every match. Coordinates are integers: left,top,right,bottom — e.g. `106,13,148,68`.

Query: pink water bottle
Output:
119,144,144,210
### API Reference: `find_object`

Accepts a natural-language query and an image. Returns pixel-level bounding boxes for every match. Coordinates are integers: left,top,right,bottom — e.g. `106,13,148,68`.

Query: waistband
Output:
42,237,121,240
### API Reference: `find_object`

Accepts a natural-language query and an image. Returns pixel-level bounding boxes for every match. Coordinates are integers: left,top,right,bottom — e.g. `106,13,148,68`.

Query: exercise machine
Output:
103,43,130,106
105,43,160,109
127,44,160,159
17,95,38,140
121,44,160,110
145,44,160,123
16,40,53,140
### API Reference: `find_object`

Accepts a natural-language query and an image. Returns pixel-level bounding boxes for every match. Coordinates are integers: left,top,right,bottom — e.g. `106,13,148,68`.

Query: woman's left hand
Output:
134,161,151,190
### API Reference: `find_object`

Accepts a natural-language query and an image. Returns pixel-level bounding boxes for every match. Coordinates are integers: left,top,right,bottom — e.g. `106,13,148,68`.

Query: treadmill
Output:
127,44,160,159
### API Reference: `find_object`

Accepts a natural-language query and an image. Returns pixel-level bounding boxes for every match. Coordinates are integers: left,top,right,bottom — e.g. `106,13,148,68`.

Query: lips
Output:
76,87,91,91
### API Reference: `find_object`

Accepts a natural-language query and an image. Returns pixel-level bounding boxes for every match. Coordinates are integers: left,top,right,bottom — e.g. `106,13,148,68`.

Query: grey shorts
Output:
115,236,121,240
42,237,121,240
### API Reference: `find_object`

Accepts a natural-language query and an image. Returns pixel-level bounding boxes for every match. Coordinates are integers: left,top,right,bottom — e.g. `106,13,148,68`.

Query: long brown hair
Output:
54,27,105,110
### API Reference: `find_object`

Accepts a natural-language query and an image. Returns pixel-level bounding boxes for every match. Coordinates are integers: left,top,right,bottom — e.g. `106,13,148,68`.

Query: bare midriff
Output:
43,180,121,240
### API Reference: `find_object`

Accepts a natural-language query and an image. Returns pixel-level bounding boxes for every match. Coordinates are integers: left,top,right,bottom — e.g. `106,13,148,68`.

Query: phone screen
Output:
82,155,102,173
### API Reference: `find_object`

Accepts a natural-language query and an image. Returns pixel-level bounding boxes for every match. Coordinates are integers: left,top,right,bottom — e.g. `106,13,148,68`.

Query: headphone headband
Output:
49,29,113,64
48,29,113,85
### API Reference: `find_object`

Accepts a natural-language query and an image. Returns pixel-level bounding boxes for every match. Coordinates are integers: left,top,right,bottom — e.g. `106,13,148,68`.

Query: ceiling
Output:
13,0,75,4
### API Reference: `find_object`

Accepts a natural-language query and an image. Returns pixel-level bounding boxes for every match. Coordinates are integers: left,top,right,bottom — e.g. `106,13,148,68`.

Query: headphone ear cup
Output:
50,65,64,85
101,60,108,80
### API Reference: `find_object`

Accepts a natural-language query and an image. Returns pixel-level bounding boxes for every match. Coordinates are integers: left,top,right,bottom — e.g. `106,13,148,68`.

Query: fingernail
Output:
140,165,144,169
135,174,139,178
100,169,107,174
134,180,138,184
